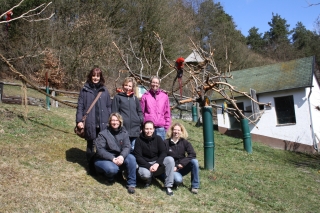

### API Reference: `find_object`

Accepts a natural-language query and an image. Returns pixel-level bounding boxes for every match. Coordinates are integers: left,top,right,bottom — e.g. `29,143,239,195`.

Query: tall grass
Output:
0,103,319,212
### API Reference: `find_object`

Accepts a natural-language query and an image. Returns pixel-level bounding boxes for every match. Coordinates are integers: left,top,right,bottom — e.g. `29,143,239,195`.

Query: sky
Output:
218,0,320,37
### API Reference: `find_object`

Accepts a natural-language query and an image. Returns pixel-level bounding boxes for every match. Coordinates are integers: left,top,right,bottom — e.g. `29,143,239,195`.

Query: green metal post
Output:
192,104,198,122
240,118,252,153
45,72,50,110
202,106,215,170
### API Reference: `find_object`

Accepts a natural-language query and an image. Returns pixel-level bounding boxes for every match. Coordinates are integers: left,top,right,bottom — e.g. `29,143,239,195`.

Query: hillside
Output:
0,102,319,212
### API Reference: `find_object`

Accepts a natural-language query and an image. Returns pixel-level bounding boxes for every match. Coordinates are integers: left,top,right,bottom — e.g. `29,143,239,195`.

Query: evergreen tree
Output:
246,27,265,54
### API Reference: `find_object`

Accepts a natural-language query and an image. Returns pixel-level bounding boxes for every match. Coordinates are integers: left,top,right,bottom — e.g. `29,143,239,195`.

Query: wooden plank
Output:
0,81,79,95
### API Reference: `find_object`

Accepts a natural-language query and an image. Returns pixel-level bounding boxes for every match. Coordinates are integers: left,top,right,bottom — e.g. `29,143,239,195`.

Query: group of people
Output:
76,67,200,195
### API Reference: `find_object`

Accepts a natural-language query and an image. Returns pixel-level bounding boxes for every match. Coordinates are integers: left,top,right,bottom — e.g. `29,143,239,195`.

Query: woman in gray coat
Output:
94,113,137,194
76,67,111,174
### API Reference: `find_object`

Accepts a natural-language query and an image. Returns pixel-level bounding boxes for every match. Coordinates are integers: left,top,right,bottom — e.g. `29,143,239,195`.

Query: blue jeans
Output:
155,127,166,141
94,154,137,187
174,159,200,188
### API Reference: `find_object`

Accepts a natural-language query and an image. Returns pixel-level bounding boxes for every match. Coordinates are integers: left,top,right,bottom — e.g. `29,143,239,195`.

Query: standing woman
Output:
112,77,143,151
164,123,200,194
76,67,111,174
140,76,171,140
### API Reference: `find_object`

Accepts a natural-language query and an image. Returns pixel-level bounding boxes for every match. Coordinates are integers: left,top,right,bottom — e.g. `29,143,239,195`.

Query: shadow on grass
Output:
65,147,87,168
285,152,320,170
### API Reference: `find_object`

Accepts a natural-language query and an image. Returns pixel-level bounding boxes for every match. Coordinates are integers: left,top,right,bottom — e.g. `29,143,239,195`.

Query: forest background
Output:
1,0,320,95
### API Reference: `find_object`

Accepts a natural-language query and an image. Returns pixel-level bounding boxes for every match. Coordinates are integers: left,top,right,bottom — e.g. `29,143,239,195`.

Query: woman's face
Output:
110,116,120,129
123,81,133,93
91,72,100,84
172,125,182,138
144,123,154,137
150,78,160,91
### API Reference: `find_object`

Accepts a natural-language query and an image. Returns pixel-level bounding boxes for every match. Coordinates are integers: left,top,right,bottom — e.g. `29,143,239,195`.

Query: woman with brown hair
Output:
76,67,111,175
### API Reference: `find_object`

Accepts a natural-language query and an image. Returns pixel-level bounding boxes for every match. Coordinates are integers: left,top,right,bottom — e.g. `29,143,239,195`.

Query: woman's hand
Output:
177,164,183,169
113,156,124,166
77,122,84,128
150,163,159,172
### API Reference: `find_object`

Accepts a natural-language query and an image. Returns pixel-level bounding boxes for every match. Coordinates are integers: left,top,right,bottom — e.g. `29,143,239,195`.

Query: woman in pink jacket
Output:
140,76,171,140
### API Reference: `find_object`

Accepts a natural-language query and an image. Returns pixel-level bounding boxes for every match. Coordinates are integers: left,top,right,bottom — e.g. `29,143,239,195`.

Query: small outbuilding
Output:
212,56,320,153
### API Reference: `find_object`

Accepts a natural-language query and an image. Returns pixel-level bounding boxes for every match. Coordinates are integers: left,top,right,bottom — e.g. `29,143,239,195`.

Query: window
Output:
274,95,296,125
227,102,244,129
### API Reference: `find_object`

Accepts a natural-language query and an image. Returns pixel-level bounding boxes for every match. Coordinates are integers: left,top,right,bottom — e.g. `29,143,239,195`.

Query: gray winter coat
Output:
95,126,131,161
112,92,143,137
76,82,111,140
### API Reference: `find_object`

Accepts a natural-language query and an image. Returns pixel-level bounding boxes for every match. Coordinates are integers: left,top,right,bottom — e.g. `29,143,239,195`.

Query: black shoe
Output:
105,178,115,186
166,187,173,196
144,183,151,188
127,187,135,194
144,178,152,188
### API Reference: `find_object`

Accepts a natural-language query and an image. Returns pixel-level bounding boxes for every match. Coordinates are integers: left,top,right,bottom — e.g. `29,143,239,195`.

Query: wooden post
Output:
0,82,3,103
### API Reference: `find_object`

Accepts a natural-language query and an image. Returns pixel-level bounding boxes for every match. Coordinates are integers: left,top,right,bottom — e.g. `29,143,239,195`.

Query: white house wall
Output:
216,87,317,146
306,75,320,146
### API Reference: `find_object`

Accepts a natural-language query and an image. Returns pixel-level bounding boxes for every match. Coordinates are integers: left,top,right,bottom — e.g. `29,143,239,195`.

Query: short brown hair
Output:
108,112,123,128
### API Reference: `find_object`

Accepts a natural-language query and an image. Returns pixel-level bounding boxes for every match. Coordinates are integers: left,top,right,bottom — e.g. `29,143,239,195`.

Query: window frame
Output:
274,95,296,125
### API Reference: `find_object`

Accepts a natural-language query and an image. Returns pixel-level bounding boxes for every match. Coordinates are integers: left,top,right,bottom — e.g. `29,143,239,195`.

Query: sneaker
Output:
166,187,173,196
127,187,135,194
191,188,198,194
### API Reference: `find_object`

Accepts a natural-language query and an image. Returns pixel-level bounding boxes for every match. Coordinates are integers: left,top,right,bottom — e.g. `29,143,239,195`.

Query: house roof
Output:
185,50,205,63
211,56,315,100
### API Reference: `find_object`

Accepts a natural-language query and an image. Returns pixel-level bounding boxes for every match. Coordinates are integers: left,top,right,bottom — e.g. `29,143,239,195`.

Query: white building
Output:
212,56,320,153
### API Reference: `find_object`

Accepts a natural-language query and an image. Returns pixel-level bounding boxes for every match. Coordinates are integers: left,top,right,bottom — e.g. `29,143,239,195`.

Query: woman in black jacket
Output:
133,121,175,196
164,123,200,194
76,67,111,174
112,77,143,151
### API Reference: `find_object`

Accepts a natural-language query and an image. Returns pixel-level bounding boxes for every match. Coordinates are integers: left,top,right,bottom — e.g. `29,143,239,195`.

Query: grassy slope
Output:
0,103,319,213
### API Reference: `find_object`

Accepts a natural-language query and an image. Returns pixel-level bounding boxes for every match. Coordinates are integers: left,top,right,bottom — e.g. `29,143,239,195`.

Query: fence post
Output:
45,72,50,110
0,82,3,103
240,118,252,153
192,104,198,122
202,106,215,170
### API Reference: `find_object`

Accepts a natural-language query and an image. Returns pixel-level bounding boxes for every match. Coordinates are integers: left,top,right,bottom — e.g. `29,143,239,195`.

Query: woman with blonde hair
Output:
164,122,200,194
112,77,143,151
94,113,137,194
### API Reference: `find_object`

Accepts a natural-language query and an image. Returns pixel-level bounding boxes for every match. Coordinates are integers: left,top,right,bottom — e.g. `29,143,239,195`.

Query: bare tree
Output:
113,32,271,126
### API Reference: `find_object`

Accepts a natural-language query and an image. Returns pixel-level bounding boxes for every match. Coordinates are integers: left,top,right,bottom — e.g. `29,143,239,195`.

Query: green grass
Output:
0,103,319,212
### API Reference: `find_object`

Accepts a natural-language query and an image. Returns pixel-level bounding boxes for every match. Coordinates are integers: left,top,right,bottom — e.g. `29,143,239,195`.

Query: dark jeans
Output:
94,154,137,187
86,128,100,175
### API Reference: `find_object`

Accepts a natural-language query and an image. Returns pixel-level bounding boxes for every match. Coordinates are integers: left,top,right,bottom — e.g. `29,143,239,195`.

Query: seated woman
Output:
94,113,137,194
133,121,175,196
164,123,200,194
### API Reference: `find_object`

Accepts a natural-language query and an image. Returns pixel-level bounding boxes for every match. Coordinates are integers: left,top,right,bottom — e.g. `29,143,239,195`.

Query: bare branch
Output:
0,1,54,24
